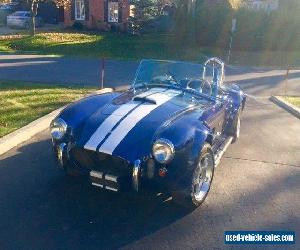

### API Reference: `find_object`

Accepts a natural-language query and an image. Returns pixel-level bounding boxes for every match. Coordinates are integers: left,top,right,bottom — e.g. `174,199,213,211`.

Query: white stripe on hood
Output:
98,89,181,155
84,88,166,151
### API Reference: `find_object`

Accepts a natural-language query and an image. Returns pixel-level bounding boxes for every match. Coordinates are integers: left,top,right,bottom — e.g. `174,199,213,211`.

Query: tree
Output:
130,0,174,33
54,0,71,8
29,0,39,36
26,0,71,36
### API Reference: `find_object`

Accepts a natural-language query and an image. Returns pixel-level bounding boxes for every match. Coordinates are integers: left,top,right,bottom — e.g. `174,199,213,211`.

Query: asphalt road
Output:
0,55,299,249
1,54,300,96
0,54,138,88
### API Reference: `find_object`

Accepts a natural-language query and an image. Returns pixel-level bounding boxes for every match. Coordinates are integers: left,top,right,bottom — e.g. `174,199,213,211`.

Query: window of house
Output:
108,1,119,23
130,5,135,17
75,0,85,21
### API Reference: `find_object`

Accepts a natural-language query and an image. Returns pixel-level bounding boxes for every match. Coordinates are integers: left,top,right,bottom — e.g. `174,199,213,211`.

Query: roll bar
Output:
203,57,225,85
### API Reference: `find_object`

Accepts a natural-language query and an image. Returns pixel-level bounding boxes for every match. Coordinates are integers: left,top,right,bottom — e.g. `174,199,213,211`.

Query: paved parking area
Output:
0,25,21,35
0,55,300,249
0,88,299,248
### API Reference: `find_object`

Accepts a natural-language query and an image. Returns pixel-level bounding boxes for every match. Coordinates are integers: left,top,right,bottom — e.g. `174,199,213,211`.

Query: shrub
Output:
72,21,84,30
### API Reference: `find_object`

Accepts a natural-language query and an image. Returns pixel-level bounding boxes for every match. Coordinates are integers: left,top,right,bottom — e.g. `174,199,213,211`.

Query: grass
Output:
0,32,219,62
0,81,97,137
0,31,300,68
282,96,300,108
1,31,300,66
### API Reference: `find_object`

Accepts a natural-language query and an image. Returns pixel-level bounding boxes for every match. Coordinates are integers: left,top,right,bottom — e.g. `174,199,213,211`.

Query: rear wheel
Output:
172,144,215,209
228,110,241,143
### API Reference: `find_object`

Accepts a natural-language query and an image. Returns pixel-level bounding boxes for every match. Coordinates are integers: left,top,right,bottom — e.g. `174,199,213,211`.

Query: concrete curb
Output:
0,88,113,156
270,96,300,120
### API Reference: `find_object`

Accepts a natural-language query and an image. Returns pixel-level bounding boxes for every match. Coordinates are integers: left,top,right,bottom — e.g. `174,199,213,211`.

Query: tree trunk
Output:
30,1,37,36
30,15,35,36
187,0,197,44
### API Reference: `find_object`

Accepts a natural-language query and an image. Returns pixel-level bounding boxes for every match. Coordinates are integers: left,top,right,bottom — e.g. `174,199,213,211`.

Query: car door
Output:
204,100,226,143
217,93,232,135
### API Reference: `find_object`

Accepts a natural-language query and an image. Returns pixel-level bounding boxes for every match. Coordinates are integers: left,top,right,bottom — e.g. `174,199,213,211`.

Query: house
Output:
39,2,64,23
64,0,130,31
245,0,279,12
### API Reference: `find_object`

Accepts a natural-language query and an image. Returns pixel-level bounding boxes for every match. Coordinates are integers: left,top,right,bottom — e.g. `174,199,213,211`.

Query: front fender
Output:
156,118,211,192
54,92,118,140
170,128,211,191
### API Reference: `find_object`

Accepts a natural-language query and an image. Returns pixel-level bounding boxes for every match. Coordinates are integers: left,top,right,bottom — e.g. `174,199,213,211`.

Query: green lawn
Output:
1,31,300,66
283,96,300,108
0,32,204,61
0,32,224,63
0,81,97,137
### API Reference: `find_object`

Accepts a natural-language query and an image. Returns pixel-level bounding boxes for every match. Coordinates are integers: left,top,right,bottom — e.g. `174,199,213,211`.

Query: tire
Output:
172,143,215,209
24,22,30,30
228,110,241,144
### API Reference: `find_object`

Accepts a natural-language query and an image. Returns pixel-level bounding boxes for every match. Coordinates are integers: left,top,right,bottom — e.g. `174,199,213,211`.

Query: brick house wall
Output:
64,0,130,31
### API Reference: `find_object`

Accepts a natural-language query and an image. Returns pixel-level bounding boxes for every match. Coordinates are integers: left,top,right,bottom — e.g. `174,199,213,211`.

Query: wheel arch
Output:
189,128,214,165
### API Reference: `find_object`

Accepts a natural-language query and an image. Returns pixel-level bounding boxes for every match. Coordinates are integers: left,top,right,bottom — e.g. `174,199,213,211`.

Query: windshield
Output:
133,59,220,97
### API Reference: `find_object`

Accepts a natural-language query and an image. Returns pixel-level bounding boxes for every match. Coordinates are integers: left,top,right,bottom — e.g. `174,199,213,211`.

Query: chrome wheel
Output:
192,153,214,203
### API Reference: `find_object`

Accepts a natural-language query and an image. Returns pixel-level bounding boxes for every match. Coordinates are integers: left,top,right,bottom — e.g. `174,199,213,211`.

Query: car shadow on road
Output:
0,138,190,249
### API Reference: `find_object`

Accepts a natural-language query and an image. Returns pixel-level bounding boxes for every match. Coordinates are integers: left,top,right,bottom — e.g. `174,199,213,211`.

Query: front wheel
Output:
172,144,215,209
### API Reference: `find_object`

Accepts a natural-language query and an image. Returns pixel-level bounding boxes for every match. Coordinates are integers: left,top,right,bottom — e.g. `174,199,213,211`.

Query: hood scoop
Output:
132,96,157,105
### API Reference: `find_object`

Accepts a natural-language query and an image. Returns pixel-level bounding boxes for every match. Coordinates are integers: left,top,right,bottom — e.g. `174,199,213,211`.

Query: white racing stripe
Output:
98,90,181,155
84,88,165,151
84,104,138,151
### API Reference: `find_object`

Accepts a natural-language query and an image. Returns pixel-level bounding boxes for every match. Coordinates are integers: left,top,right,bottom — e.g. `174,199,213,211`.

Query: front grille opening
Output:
70,148,130,177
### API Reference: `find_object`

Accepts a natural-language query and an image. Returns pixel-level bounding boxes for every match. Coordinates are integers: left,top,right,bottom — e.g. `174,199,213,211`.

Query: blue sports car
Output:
50,58,246,208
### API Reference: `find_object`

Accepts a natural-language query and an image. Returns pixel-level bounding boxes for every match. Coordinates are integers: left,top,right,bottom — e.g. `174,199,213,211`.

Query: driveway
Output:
0,65,299,249
0,25,21,35
0,24,62,35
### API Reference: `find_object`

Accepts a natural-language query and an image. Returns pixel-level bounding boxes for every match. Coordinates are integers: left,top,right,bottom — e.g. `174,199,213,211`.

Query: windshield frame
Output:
131,59,224,101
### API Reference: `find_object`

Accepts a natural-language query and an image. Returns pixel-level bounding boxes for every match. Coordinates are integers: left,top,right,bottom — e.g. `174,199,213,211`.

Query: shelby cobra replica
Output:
50,58,246,208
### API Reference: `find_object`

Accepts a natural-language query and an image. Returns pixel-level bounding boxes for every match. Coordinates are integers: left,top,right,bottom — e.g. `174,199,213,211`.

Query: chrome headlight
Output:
152,139,175,164
50,118,67,140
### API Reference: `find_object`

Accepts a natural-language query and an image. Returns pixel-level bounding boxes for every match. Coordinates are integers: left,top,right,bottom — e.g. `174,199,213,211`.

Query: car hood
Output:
76,88,210,163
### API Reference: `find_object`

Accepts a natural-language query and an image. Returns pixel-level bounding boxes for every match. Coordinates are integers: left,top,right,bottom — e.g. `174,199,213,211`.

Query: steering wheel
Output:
151,73,181,87
187,79,212,96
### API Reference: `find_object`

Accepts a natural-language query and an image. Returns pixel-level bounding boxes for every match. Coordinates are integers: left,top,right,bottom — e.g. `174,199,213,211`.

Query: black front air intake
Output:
70,148,130,177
